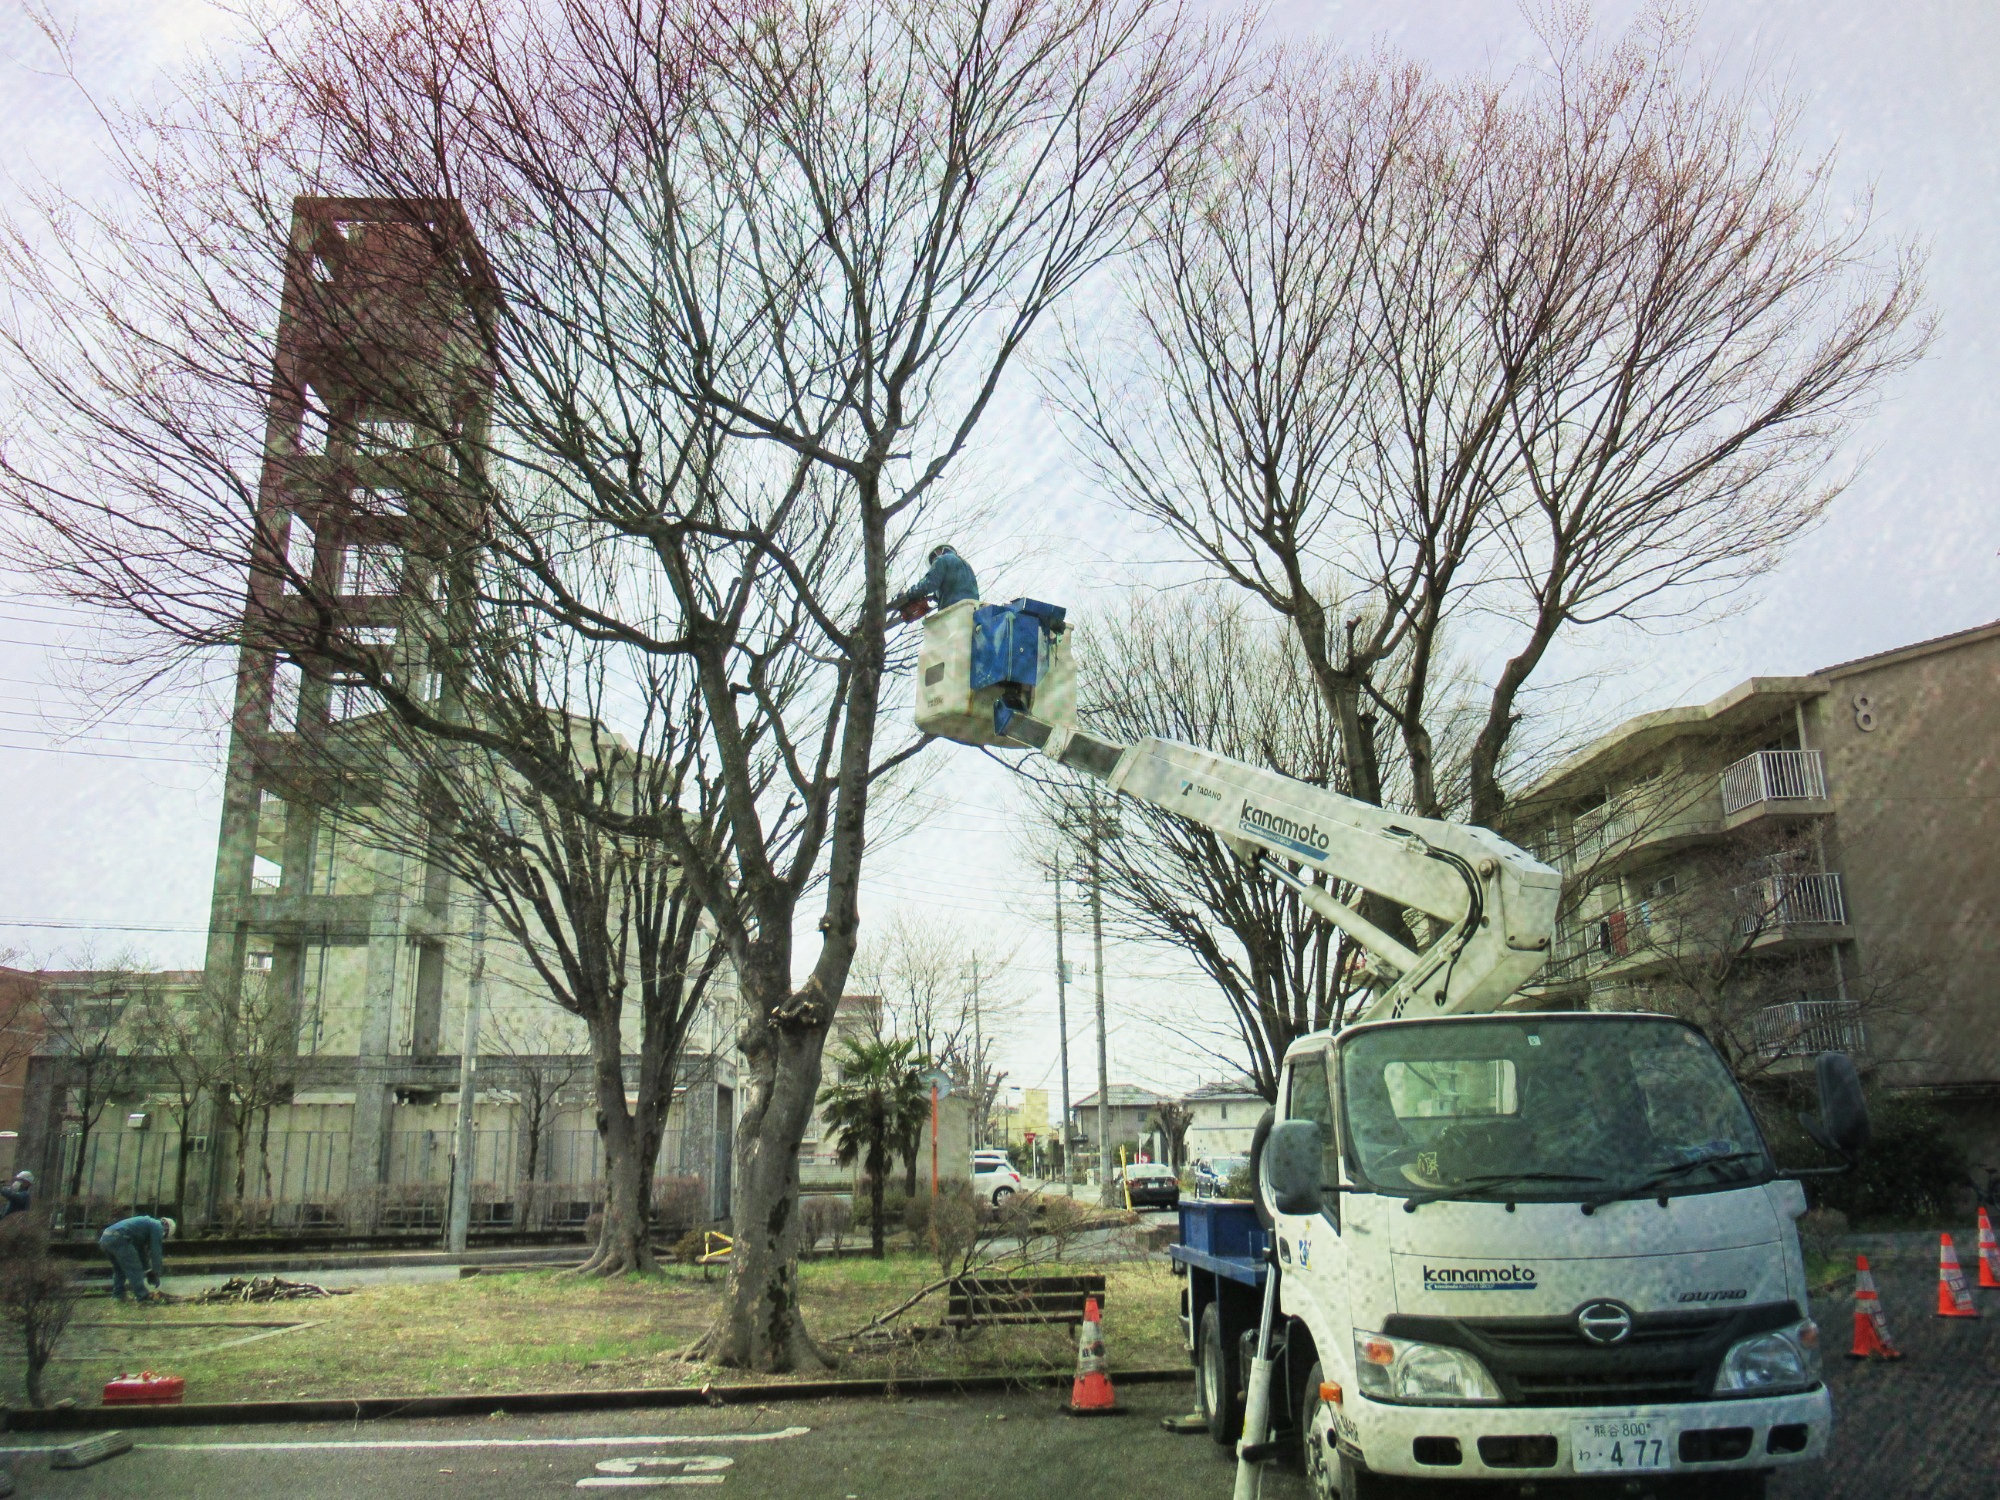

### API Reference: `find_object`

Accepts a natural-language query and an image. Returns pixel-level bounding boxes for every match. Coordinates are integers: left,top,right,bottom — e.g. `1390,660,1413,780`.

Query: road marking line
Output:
0,1427,809,1455
577,1482,724,1490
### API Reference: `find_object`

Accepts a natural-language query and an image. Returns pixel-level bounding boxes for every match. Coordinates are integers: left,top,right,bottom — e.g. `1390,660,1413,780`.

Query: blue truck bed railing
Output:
1168,1199,1267,1287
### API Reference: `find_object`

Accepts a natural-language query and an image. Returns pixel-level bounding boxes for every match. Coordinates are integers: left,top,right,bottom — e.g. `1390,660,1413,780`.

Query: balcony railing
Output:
1720,749,1826,816
1753,999,1866,1061
1738,871,1846,932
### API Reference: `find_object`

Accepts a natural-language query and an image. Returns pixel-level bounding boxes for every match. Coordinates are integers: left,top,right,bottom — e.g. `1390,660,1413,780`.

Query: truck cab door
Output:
1274,1047,1343,1336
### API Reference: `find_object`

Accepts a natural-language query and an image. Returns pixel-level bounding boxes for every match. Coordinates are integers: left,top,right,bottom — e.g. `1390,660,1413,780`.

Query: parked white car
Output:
971,1152,1022,1206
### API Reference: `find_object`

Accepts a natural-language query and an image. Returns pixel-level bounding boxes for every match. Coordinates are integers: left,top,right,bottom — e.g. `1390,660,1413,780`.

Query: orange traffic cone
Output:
1065,1296,1119,1414
1978,1209,2000,1290
1847,1255,1903,1360
1937,1234,1979,1318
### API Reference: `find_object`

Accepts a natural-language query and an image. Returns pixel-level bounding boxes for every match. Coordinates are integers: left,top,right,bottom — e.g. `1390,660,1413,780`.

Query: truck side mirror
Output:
1801,1052,1870,1160
1264,1120,1323,1216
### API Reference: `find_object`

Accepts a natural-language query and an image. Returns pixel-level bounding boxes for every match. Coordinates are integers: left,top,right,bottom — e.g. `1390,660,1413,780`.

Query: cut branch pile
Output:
191,1276,354,1305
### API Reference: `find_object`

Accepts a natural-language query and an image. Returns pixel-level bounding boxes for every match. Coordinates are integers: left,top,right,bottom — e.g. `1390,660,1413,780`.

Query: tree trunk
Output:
868,1143,887,1260
24,1346,46,1409
693,1016,833,1371
573,1014,655,1276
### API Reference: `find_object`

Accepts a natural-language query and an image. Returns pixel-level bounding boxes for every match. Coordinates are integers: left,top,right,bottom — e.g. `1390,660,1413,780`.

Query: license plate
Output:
1571,1418,1673,1474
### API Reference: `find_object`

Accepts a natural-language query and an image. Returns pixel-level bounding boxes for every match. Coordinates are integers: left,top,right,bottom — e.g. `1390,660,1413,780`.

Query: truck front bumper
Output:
1335,1385,1831,1481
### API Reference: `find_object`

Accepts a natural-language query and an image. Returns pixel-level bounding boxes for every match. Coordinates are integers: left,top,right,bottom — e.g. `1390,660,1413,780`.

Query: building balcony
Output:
1720,749,1830,824
1737,872,1847,935
1753,999,1866,1064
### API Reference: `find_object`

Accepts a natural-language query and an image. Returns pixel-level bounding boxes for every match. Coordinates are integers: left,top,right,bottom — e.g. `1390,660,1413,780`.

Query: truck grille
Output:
1383,1304,1798,1409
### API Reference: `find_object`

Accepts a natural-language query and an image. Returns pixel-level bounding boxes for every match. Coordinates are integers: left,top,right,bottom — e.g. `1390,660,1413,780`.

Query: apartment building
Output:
1499,620,2000,1149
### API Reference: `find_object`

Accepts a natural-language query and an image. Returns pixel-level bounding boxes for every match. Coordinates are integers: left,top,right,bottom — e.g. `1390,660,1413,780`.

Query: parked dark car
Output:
1116,1162,1181,1210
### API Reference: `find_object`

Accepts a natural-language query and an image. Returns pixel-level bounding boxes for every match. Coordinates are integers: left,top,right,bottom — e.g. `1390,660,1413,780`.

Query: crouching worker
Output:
0,1169,32,1219
98,1214,174,1304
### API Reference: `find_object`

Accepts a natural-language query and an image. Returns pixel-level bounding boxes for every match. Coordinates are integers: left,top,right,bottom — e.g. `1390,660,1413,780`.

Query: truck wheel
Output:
1197,1303,1241,1447
1247,1108,1276,1230
1300,1360,1340,1500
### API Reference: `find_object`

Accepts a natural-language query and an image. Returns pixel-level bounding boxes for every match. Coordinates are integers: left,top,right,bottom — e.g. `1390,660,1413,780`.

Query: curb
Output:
3,1369,1193,1433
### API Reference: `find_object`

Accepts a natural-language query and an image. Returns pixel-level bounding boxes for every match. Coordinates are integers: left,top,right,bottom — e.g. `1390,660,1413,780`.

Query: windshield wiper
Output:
1401,1172,1611,1212
1585,1151,1768,1209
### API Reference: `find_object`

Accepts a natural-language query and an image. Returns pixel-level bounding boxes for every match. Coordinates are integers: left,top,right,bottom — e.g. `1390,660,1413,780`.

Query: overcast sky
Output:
1,1,1992,1107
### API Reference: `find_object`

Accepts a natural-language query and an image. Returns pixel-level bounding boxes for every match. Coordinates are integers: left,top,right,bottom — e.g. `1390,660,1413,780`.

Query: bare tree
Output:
36,959,149,1203
164,972,303,1219
1051,13,1931,856
1148,1100,1193,1170
128,988,212,1218
0,1215,82,1409
855,911,1022,1155
0,0,1234,1366
481,1011,591,1196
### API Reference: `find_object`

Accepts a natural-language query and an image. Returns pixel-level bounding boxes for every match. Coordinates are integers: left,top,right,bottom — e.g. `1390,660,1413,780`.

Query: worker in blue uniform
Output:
98,1214,175,1304
0,1170,32,1219
890,545,978,617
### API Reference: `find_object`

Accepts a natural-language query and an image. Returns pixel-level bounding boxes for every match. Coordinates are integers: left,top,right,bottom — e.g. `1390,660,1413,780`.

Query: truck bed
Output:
1168,1199,1267,1287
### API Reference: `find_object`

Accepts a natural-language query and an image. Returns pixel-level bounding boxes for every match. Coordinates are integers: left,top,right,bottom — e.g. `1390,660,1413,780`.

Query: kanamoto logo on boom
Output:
1239,800,1332,857
1423,1264,1539,1291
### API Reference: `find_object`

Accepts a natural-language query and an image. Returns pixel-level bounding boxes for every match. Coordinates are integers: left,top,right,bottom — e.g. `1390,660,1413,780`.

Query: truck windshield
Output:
1337,1017,1771,1204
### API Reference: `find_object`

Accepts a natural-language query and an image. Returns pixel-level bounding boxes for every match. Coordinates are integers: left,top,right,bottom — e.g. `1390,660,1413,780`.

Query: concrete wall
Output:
1812,632,2000,1091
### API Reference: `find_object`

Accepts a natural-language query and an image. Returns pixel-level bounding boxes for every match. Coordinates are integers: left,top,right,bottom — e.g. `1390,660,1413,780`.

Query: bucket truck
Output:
915,597,1866,1499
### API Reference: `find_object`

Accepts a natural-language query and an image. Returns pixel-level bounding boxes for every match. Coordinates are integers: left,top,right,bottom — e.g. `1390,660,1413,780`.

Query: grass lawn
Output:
2,1256,1188,1409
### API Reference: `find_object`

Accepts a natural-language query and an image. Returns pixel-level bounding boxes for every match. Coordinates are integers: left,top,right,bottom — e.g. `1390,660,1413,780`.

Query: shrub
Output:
670,1228,708,1265
800,1195,853,1253
652,1175,707,1241
0,1215,82,1407
925,1182,980,1277
1763,1092,1967,1226
899,1190,929,1239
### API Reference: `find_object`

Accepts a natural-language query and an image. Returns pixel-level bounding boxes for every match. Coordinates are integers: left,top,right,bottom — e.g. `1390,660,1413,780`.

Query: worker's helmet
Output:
11,1171,29,1185
160,1217,177,1240
929,543,956,561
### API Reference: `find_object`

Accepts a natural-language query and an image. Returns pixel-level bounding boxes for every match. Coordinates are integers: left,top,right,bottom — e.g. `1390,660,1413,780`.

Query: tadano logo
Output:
1422,1264,1539,1292
1239,800,1333,858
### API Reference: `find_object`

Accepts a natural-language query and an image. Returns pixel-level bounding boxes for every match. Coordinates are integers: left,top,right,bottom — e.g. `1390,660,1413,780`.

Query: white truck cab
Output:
1264,1011,1830,1497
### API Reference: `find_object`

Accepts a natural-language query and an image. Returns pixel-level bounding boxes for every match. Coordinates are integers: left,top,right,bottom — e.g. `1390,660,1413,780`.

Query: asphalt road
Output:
4,1254,1990,1500
0,1381,1286,1500
1766,1254,2000,1500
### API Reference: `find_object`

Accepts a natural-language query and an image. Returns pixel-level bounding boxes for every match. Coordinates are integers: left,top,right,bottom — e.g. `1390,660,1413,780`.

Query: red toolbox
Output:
102,1371,184,1406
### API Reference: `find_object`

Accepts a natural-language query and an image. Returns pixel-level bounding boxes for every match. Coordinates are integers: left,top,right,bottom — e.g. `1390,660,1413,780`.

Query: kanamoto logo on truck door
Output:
1423,1264,1538,1292
1239,800,1332,859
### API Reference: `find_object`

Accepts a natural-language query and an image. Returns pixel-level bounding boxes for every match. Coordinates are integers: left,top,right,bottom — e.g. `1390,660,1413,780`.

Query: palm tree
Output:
819,1038,931,1258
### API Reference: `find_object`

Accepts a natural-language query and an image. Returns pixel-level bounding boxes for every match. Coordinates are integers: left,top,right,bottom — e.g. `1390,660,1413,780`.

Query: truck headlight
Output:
1714,1319,1820,1395
1353,1331,1502,1405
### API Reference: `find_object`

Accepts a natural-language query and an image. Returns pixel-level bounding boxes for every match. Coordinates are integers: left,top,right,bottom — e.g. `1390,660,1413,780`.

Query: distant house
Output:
1069,1084,1169,1159
1183,1079,1267,1164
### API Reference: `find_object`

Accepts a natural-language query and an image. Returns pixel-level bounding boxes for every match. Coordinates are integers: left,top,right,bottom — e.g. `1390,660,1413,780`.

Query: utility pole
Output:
970,954,983,1148
446,899,486,1255
1053,866,1074,1191
1088,790,1113,1208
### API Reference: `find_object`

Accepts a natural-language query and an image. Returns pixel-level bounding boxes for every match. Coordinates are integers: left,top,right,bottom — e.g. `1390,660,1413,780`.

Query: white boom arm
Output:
914,599,1561,1024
